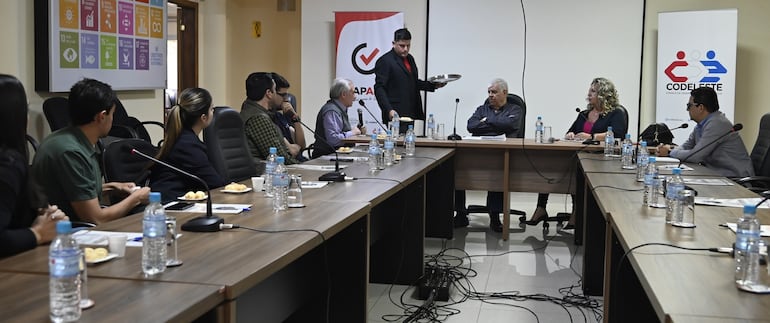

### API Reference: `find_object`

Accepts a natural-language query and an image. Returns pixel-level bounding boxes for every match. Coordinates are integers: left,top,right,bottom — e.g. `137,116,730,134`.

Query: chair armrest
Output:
109,124,140,139
734,176,770,193
140,121,165,129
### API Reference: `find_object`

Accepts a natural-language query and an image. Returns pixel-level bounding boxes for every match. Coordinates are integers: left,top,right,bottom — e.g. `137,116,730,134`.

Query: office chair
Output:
42,97,71,132
466,93,528,222
109,98,165,147
735,112,770,193
102,138,157,185
204,106,260,182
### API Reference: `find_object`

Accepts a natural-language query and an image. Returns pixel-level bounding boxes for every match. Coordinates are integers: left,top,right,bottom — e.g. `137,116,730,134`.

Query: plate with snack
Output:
336,147,353,154
179,191,208,201
84,247,117,265
221,182,252,194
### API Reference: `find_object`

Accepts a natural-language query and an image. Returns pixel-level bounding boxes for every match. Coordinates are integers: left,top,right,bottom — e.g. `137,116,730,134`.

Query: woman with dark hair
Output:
149,88,225,202
0,74,68,257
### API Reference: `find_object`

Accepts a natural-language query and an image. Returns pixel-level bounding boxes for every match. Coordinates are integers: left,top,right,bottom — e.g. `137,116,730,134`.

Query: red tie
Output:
403,57,412,73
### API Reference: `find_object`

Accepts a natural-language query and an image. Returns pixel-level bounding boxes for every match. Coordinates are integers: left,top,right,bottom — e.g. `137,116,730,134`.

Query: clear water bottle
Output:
49,221,81,323
735,204,761,284
142,192,167,276
604,126,615,157
535,116,544,143
404,125,416,156
273,156,289,211
636,141,649,181
264,147,278,197
621,134,634,169
427,113,435,139
643,156,657,205
384,131,395,166
391,111,400,139
665,168,685,223
369,134,381,172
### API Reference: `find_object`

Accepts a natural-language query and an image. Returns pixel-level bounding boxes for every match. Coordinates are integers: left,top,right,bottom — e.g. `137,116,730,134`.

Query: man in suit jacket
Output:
374,28,444,128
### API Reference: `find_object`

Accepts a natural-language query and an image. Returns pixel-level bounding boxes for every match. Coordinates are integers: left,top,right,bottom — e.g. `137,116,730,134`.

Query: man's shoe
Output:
453,215,469,228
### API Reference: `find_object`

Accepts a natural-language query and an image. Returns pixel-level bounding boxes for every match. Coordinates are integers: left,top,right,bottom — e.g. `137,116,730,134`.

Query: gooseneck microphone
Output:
677,123,743,168
447,98,462,141
128,147,223,232
358,100,387,132
357,108,364,129
295,119,346,182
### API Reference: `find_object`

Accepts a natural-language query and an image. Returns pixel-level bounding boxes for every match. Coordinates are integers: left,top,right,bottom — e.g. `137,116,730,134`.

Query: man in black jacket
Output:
374,28,444,129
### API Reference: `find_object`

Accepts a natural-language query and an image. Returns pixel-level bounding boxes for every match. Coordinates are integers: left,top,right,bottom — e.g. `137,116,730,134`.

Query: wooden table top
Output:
578,152,721,176
0,272,224,323
585,172,770,321
344,136,604,151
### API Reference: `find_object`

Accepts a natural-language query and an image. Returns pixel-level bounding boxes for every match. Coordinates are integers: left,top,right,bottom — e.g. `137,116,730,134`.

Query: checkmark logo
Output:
360,48,380,65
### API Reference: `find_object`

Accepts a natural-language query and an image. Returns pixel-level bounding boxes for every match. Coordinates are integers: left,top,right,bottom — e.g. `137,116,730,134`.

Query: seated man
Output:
454,78,523,232
658,86,753,178
311,78,363,158
241,72,300,164
270,73,307,161
31,78,150,224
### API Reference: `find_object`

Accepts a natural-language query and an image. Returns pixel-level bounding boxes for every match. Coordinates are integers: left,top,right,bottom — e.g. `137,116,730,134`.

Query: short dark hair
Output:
394,28,411,41
271,72,290,89
68,78,117,126
691,86,719,113
0,74,28,155
245,72,274,101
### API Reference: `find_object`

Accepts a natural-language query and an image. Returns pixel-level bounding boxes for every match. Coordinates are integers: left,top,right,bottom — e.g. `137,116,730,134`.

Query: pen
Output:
129,237,143,242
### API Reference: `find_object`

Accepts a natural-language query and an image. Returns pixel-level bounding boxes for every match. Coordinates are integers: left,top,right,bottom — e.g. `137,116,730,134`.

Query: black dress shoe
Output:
453,215,469,228
563,224,575,230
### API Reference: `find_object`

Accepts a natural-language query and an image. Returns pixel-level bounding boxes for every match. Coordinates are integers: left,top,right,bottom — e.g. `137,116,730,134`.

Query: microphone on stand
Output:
127,147,222,232
358,99,387,132
677,123,743,168
447,98,462,141
295,119,346,182
574,108,600,145
357,108,364,130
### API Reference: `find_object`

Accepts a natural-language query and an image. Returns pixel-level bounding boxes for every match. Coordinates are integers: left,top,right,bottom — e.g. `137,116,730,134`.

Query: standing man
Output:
312,78,363,158
241,72,300,164
374,28,444,129
32,78,150,224
454,78,523,232
657,86,753,177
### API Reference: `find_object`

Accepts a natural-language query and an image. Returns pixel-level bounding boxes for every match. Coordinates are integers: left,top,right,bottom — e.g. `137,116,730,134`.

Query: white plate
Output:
220,187,253,194
178,195,208,201
335,148,353,154
86,253,118,265
427,73,461,83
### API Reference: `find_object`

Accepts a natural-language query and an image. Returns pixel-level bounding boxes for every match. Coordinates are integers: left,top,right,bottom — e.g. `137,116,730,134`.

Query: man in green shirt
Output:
32,79,150,224
240,72,300,164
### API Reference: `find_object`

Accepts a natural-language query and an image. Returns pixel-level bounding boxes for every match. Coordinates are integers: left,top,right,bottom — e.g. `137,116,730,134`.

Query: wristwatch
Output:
590,133,595,140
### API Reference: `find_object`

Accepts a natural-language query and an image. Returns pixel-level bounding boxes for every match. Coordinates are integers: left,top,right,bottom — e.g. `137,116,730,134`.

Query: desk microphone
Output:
677,123,742,168
357,108,364,130
358,99,387,132
756,191,770,208
447,98,462,140
295,119,346,182
574,108,600,144
127,147,222,232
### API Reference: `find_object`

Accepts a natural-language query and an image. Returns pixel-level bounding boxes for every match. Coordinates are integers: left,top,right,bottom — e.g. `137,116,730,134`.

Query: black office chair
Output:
109,98,165,147
42,97,71,132
735,112,770,193
204,106,260,182
466,93,528,221
102,138,157,185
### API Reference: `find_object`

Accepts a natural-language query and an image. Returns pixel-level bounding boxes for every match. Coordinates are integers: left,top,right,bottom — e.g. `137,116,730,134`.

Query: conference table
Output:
344,136,603,239
578,157,770,322
0,147,453,322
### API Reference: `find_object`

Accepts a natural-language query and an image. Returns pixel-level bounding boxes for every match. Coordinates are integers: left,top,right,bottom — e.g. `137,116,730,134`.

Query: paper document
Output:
302,181,329,189
288,164,348,171
724,223,770,237
320,155,368,162
462,134,506,141
654,157,680,163
164,203,252,214
683,178,734,186
659,164,694,171
695,197,769,209
74,230,144,247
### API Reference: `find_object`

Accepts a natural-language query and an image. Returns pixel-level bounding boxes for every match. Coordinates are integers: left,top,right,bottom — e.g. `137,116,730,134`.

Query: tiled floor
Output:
367,191,603,323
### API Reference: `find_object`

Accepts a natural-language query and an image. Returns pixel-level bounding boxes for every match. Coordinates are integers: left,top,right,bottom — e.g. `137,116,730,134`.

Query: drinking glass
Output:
672,189,696,228
79,252,95,309
287,174,304,208
435,124,445,140
166,215,183,267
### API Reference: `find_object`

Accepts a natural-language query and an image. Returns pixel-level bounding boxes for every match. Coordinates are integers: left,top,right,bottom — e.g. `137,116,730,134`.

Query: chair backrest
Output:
286,93,298,110
42,97,71,132
102,138,157,185
109,99,153,142
483,93,527,138
204,106,259,182
615,105,630,133
750,113,770,177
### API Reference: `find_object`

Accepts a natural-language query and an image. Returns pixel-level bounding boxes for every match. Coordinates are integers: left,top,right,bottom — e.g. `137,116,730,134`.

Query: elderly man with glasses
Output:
657,86,753,177
311,78,364,158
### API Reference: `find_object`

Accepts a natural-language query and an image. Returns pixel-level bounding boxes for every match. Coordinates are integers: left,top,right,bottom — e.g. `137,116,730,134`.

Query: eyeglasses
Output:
686,102,700,110
275,92,289,98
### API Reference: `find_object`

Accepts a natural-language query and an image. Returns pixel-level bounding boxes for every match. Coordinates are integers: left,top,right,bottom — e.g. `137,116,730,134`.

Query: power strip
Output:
417,266,451,301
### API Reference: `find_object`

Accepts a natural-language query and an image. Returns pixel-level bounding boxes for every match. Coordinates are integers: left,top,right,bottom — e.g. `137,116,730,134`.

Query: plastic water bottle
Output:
643,156,658,205
391,111,400,138
636,141,649,181
264,147,278,197
142,192,167,275
384,131,395,166
404,125,416,156
427,114,435,139
272,156,289,211
665,168,685,223
735,205,761,284
604,126,615,157
535,116,544,143
49,221,81,323
621,134,634,169
369,134,381,171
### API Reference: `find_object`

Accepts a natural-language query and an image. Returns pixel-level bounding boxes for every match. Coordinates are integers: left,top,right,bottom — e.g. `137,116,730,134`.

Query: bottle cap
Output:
269,147,277,154
744,204,757,214
608,126,613,131
371,134,377,139
429,113,433,117
625,134,631,139
408,125,413,129
149,192,161,203
672,168,681,175
56,221,72,234
648,156,656,163
640,140,647,147
277,156,285,164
